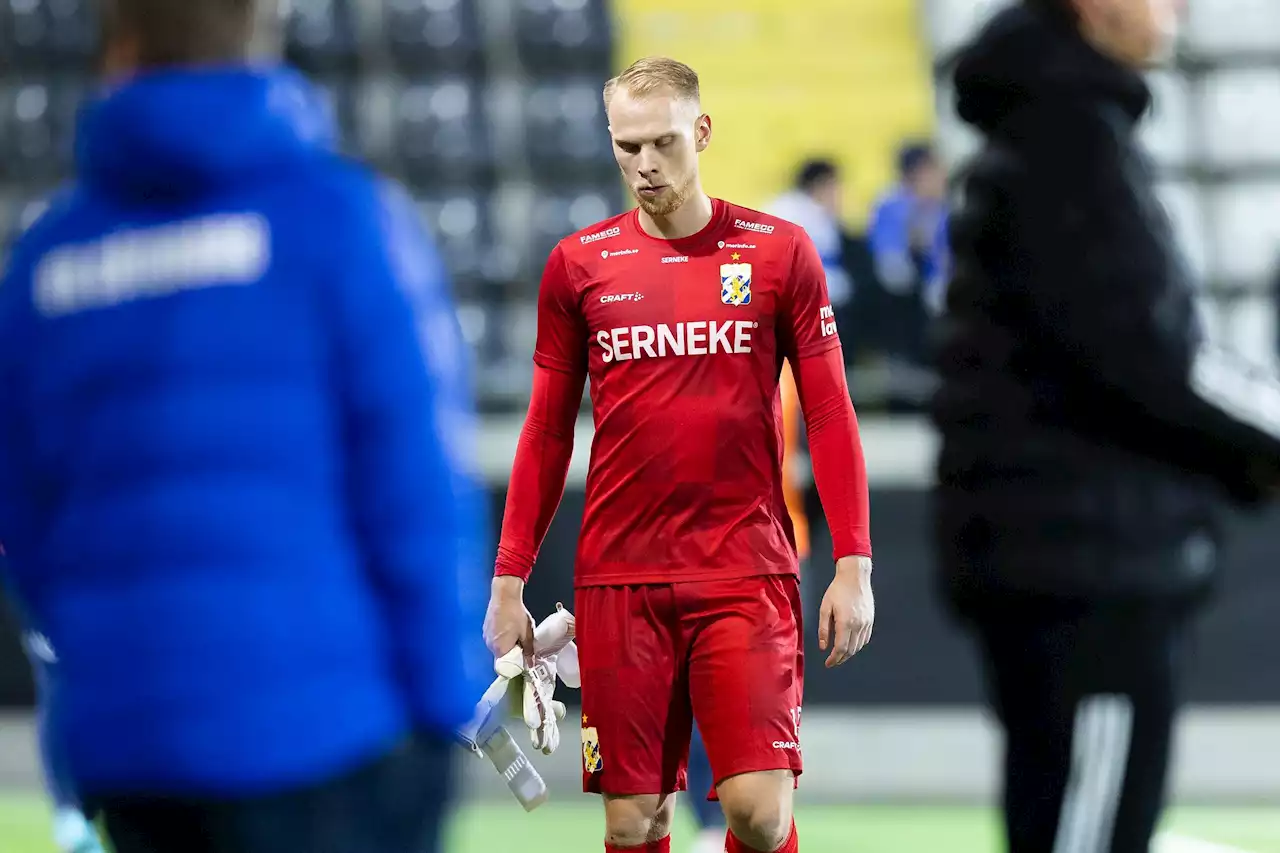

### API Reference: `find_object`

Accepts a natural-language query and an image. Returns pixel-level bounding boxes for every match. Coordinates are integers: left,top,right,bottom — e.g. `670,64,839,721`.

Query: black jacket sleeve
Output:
1005,108,1280,501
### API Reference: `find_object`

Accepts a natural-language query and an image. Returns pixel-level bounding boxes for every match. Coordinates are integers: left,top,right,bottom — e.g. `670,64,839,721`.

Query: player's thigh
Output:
576,584,692,797
687,575,804,792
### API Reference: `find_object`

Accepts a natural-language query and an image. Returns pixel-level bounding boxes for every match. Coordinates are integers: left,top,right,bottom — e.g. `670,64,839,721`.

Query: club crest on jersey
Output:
582,725,603,773
720,263,752,307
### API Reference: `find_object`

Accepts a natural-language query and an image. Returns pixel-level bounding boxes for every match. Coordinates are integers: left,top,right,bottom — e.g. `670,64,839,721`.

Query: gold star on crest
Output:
731,252,741,261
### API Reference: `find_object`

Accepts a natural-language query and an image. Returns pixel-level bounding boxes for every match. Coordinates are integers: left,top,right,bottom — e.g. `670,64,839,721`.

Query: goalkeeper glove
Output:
495,603,580,756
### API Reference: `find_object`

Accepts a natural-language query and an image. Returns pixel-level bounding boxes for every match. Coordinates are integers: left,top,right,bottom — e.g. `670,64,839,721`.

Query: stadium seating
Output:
521,77,616,182
284,0,361,72
0,77,82,183
514,0,613,75
417,190,496,296
383,0,486,74
1,0,97,70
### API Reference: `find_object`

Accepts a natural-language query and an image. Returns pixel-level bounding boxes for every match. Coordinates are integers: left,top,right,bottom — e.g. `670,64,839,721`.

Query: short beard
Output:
633,181,689,218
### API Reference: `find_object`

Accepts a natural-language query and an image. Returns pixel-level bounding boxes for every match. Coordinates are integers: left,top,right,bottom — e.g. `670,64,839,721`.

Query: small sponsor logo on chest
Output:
734,218,775,234
581,226,622,244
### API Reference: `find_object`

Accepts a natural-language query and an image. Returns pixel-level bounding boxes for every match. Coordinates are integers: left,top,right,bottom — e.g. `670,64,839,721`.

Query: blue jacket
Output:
868,186,950,299
0,67,490,795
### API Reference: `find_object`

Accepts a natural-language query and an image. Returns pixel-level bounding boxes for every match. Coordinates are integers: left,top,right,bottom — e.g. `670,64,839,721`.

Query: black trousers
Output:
91,734,453,853
962,593,1193,853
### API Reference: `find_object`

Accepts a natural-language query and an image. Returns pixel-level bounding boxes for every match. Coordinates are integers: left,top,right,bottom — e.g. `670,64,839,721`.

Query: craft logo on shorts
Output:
734,218,775,235
774,706,803,751
582,724,604,773
721,263,752,307
581,226,622,245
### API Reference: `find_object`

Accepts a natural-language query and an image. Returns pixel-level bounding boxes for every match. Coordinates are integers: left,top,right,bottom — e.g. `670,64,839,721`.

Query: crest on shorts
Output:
720,263,752,306
582,725,603,773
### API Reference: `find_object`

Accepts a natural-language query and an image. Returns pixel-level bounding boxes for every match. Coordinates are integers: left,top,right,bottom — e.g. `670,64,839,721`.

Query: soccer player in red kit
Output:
483,57,875,853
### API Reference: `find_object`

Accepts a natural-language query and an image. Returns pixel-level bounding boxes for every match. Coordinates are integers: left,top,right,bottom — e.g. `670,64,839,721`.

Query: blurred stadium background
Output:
2,0,1279,850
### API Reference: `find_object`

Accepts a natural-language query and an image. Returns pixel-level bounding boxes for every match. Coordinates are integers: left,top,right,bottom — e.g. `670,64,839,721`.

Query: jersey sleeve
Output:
781,231,843,361
533,243,588,374
494,363,585,582
793,347,872,560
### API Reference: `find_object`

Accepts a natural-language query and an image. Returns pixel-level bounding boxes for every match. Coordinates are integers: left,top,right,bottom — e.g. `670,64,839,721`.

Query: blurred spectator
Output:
769,158,853,312
0,2,488,853
869,141,948,296
866,141,949,367
770,158,887,367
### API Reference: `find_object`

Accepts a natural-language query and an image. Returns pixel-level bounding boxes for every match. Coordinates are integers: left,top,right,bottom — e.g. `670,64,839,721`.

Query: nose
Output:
635,148,659,177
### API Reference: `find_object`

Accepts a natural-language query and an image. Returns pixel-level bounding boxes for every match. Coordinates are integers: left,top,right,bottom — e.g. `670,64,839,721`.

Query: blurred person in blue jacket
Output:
1,546,105,853
0,1,489,851
867,142,950,365
869,142,949,294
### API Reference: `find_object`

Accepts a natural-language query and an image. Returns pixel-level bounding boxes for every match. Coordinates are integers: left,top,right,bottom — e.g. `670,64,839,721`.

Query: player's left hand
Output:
818,556,875,668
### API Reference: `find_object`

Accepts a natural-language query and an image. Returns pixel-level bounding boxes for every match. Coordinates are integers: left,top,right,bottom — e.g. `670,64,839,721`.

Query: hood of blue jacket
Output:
76,66,338,200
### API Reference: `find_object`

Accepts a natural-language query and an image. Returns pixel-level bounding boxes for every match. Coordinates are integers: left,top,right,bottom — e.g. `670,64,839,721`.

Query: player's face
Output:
1077,0,1182,66
608,88,711,217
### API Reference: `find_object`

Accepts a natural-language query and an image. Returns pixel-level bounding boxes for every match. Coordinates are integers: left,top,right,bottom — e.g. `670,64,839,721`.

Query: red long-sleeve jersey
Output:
496,199,871,587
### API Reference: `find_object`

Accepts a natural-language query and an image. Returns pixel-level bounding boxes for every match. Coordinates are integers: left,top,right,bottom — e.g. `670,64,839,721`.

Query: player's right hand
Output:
483,576,536,666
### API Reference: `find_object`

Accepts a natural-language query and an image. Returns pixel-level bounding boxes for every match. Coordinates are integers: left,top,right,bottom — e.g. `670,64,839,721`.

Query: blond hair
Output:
603,56,701,109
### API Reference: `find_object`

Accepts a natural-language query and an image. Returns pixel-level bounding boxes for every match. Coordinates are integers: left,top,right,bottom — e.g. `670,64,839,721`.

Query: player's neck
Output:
637,190,714,241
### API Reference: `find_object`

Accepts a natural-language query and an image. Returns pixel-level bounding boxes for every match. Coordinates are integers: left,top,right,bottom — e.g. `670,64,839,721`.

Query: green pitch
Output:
3,794,1280,852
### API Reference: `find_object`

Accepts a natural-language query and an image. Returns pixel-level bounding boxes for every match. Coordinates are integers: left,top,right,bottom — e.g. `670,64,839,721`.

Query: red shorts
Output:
575,575,804,798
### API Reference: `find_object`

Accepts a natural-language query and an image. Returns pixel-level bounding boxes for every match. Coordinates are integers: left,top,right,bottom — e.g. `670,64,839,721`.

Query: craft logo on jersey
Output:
582,724,603,773
721,263,752,306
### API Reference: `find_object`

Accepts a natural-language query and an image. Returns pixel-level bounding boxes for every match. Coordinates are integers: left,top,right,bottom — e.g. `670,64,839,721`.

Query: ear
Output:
100,31,141,80
694,113,712,153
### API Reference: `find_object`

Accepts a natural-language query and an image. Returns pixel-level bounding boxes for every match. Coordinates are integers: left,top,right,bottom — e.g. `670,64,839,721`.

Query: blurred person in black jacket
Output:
934,1,1280,851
